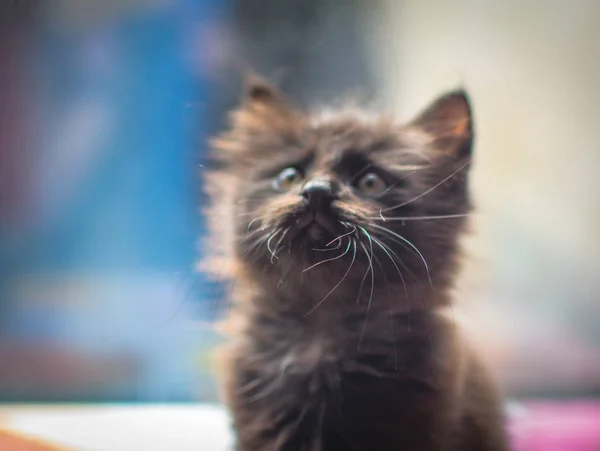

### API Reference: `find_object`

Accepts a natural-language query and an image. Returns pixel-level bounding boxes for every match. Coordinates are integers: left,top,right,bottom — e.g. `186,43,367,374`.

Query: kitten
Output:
204,77,509,451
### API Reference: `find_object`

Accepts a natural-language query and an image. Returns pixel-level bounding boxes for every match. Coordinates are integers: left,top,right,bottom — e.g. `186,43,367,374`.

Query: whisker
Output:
243,227,268,242
370,246,399,371
325,226,357,248
247,217,263,232
357,240,375,349
370,234,412,334
272,228,290,262
244,232,271,257
245,213,282,233
267,230,282,263
349,163,374,184
276,227,289,246
304,239,357,316
312,242,343,252
368,234,409,299
370,224,432,289
303,238,352,272
311,223,356,251
375,170,418,198
369,213,471,222
369,229,417,283
380,159,471,214
356,244,371,305
245,211,285,231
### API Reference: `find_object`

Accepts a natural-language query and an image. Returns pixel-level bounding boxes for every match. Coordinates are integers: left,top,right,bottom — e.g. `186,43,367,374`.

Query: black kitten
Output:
204,78,509,451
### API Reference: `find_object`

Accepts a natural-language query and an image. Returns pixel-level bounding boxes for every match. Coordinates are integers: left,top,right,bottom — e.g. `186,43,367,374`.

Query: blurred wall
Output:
210,0,378,121
0,0,226,403
370,0,600,396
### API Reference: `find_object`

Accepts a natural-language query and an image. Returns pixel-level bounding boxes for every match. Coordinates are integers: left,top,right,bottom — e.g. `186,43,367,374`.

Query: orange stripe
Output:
0,427,77,451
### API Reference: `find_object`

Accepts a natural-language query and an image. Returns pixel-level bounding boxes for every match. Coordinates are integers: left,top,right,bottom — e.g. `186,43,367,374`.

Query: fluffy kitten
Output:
204,78,508,451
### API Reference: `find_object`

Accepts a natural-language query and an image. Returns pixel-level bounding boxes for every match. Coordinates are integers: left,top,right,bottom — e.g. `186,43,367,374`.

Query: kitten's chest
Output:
244,307,432,384
251,319,342,388
242,309,437,404
234,322,444,451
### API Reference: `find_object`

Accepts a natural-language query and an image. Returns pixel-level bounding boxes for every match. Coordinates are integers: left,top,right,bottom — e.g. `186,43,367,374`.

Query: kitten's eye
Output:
273,167,303,191
356,172,387,196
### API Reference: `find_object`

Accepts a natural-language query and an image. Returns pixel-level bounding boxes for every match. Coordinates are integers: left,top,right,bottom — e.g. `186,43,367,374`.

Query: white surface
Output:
0,404,234,451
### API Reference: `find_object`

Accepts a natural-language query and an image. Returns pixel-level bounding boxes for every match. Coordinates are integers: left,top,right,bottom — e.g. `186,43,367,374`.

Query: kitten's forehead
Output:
306,110,430,171
308,110,399,160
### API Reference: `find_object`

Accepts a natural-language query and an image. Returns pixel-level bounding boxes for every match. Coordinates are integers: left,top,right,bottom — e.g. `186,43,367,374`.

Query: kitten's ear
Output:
211,75,302,165
241,74,294,115
226,73,300,135
408,90,473,158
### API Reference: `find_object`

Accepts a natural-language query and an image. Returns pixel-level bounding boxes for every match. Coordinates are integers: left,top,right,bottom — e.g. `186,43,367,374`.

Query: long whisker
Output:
246,217,263,231
244,232,271,256
311,223,356,251
276,227,289,247
369,213,471,222
312,242,343,251
370,234,413,334
305,239,357,316
369,245,399,370
370,224,432,288
246,212,279,232
272,228,290,261
380,159,471,214
369,229,416,283
267,230,282,263
357,240,375,349
356,242,370,305
303,238,352,272
368,234,408,299
243,226,269,242
325,226,357,248
375,170,418,197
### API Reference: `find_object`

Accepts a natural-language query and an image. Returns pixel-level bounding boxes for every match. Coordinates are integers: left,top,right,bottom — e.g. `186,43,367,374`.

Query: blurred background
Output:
0,0,598,405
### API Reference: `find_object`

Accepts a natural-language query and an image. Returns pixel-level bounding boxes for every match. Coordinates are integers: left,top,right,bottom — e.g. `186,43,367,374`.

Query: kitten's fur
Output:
204,78,508,451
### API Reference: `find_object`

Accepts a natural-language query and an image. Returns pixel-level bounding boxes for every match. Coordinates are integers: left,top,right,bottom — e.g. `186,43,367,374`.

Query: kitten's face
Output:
209,80,473,300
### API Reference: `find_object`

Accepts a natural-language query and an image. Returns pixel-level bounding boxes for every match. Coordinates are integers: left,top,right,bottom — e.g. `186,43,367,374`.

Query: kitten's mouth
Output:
293,211,338,242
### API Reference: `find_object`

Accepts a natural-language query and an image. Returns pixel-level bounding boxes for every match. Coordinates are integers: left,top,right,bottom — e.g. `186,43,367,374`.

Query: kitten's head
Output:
205,77,473,309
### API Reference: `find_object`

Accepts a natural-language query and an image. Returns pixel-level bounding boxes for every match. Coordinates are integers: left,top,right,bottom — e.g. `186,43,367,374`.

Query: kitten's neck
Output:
241,273,447,324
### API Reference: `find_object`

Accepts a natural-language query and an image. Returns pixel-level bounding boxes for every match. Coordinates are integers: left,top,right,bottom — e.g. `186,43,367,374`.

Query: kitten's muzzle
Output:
293,179,340,240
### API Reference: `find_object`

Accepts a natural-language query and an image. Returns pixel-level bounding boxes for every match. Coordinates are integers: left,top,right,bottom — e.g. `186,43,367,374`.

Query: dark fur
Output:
204,77,508,451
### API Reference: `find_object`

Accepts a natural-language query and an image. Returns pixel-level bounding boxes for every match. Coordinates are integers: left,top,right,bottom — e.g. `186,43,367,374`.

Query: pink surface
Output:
509,401,600,451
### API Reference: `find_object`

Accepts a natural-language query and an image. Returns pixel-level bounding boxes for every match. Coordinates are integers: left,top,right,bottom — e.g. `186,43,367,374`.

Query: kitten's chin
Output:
290,214,341,248
288,224,333,249
304,222,330,242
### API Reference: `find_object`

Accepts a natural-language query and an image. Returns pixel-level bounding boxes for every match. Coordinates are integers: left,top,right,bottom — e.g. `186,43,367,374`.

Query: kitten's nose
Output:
301,179,337,207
